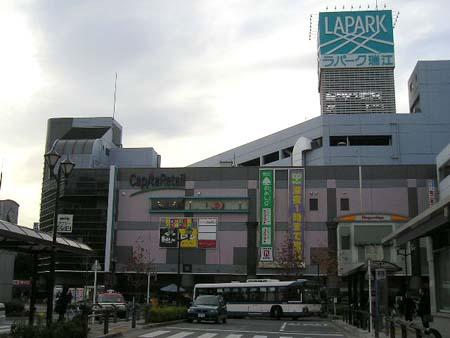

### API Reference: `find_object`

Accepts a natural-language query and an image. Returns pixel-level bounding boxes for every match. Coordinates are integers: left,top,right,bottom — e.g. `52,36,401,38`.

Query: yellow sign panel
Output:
180,228,198,248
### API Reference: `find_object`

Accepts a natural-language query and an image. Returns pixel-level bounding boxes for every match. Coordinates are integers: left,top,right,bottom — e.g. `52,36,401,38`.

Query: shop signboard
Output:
318,10,394,69
159,227,178,248
159,217,197,248
260,170,274,261
289,169,305,260
57,214,73,233
198,217,217,248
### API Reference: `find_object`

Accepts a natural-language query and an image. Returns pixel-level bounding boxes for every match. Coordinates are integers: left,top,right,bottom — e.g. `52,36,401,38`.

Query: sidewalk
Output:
87,319,186,338
331,319,389,338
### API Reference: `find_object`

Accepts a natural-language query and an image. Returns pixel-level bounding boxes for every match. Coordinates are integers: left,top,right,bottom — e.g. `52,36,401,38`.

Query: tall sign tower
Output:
318,10,396,114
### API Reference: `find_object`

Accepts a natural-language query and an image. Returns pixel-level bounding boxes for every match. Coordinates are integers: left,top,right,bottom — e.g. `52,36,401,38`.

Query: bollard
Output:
390,320,395,338
103,310,109,335
131,304,136,329
113,306,118,323
401,323,407,338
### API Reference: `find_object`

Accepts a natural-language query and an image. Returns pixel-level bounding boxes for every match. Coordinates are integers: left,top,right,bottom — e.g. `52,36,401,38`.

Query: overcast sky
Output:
1,0,450,226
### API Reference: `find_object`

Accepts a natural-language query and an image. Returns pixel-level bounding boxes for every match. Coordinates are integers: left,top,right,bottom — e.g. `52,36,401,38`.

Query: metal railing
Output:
343,309,442,338
384,316,442,338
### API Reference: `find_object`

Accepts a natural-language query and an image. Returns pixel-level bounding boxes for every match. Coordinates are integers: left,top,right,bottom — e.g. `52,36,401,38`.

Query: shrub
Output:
148,306,186,323
10,318,88,338
5,300,25,316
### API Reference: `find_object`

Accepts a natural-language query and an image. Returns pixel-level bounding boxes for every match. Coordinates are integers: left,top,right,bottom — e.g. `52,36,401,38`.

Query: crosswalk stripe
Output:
197,333,217,338
253,336,267,338
166,332,194,338
139,330,170,337
224,335,241,338
280,336,293,338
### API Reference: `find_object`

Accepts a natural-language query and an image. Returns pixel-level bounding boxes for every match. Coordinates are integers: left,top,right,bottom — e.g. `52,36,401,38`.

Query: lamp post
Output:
44,146,75,327
172,226,192,306
397,246,411,293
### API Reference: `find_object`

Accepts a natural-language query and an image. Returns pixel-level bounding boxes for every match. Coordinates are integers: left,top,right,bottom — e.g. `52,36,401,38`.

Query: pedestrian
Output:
417,287,432,332
404,291,415,321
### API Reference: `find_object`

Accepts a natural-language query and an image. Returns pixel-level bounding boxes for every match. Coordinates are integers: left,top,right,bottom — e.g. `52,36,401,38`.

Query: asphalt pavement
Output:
122,318,347,338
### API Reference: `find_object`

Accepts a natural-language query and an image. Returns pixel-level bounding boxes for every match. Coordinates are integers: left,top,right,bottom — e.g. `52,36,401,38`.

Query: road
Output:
123,318,347,338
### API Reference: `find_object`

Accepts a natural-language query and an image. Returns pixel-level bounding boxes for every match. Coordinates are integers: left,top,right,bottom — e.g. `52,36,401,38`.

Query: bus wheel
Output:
271,306,283,320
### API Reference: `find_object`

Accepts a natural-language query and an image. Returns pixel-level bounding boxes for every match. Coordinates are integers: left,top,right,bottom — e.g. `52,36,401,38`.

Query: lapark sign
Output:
318,10,394,69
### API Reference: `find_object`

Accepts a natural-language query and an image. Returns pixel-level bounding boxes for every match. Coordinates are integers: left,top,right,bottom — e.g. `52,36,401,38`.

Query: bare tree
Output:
126,234,154,301
276,231,305,278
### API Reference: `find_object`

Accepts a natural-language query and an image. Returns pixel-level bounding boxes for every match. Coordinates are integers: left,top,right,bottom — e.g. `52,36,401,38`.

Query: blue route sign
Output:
318,10,395,69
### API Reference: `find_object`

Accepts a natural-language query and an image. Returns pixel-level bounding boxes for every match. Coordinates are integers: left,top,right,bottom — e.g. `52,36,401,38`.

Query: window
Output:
151,198,184,210
263,151,279,165
240,157,260,166
340,198,350,211
330,135,392,146
341,235,350,250
311,137,323,150
309,198,318,211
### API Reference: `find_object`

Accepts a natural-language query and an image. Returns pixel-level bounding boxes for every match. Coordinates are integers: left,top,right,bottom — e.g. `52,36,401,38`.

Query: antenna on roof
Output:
113,72,118,120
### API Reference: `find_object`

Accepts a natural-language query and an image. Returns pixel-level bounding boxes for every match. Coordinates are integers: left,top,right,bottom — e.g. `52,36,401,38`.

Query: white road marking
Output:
224,335,241,338
139,331,170,338
253,335,267,338
280,322,287,332
280,336,292,338
197,334,217,338
165,327,344,337
166,332,194,338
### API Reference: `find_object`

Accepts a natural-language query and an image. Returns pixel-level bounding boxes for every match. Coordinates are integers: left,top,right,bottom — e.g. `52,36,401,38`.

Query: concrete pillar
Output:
425,236,437,313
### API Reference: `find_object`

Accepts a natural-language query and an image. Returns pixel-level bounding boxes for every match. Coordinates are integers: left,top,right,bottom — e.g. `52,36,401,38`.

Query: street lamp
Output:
44,146,75,327
170,226,193,306
396,246,412,294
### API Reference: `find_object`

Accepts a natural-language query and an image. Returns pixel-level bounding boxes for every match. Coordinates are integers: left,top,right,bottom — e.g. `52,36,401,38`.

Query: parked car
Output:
95,291,127,318
187,295,227,323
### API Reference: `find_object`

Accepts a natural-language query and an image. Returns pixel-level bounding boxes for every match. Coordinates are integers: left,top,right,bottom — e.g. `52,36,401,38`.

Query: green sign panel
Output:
260,170,274,262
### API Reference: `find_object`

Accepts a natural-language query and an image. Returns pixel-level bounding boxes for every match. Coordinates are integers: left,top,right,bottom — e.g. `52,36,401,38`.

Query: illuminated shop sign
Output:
259,170,274,262
318,10,394,69
289,169,305,260
129,173,185,190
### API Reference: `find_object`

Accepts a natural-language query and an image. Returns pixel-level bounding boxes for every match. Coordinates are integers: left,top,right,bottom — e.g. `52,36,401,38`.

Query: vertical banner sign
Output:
427,179,438,206
198,217,217,248
260,170,274,262
289,169,304,261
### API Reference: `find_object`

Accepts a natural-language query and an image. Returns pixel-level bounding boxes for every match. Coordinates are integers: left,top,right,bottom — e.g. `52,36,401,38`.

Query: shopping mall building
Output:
38,10,449,326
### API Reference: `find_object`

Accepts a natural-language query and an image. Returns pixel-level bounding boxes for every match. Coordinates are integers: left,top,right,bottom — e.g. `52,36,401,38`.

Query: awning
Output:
383,194,450,246
342,260,402,277
0,220,93,255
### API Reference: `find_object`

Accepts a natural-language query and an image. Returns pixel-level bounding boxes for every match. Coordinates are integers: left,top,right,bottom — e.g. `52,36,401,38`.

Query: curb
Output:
93,319,186,338
141,319,187,329
95,333,124,338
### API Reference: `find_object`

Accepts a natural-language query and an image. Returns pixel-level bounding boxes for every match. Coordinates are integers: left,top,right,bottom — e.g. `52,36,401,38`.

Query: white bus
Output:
193,279,323,319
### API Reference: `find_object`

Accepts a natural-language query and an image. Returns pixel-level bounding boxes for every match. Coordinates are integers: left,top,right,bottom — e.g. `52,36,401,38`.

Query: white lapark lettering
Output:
366,16,375,33
377,15,387,32
354,16,364,33
334,17,344,34
325,17,333,34
345,16,355,33
324,14,390,35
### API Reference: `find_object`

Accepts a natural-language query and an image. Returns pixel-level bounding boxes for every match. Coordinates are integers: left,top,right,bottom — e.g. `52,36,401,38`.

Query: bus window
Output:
240,288,248,301
223,288,231,302
302,288,319,304
288,286,302,302
278,286,288,302
249,287,259,302
267,287,276,302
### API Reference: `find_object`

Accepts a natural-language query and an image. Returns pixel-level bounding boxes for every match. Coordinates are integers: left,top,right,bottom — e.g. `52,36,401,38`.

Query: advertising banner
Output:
198,217,217,248
159,227,178,247
289,169,305,260
260,170,274,262
57,214,73,233
180,228,198,248
318,10,394,69
159,217,197,248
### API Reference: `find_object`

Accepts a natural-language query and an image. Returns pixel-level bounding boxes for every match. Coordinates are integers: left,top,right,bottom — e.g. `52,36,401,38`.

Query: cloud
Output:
1,0,450,226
